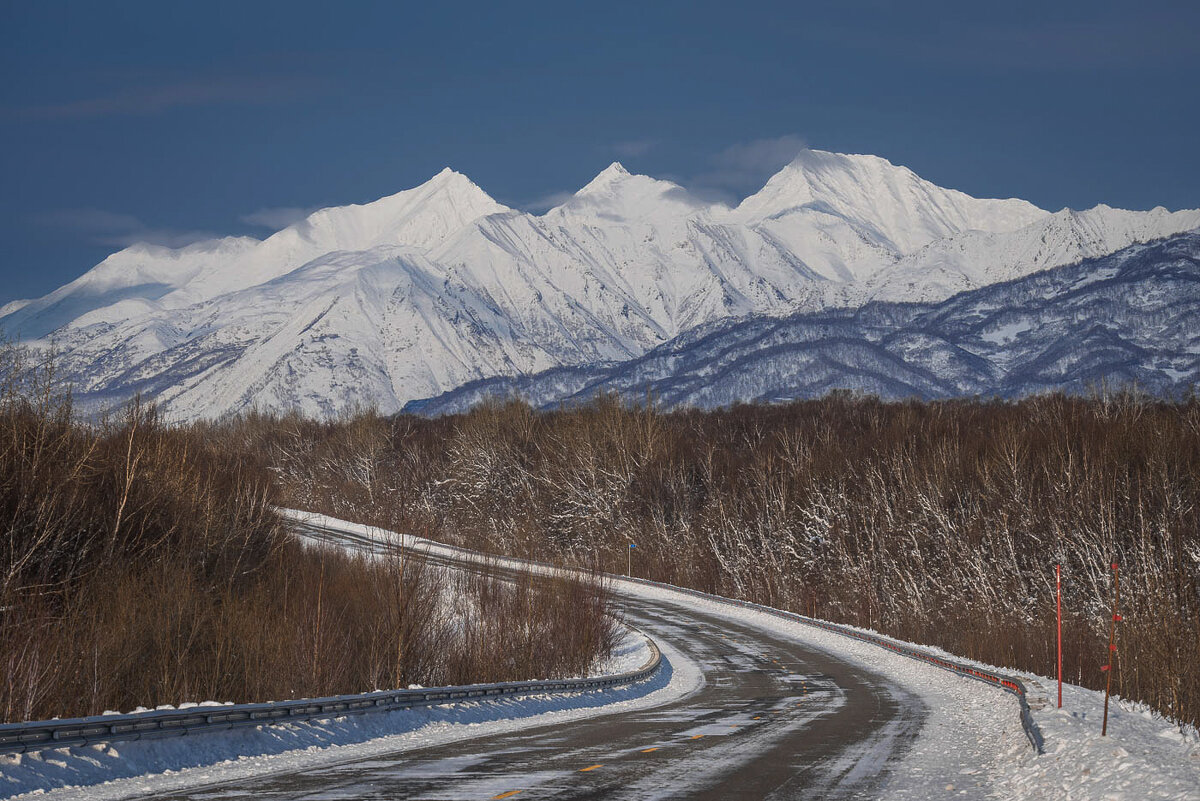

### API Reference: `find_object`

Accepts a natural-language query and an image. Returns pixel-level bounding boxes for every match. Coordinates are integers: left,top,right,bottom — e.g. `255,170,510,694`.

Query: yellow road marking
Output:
641,746,659,753
690,734,705,740
493,792,521,799
579,764,603,772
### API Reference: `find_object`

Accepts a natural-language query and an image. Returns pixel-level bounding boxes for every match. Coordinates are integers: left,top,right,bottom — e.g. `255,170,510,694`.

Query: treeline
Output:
0,350,616,724
225,392,1200,729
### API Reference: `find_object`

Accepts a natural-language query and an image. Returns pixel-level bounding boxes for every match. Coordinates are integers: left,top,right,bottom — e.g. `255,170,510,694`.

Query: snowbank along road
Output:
5,513,1196,800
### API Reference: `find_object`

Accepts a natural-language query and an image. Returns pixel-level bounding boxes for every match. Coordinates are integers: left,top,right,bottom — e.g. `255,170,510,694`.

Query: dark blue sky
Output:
3,0,1198,304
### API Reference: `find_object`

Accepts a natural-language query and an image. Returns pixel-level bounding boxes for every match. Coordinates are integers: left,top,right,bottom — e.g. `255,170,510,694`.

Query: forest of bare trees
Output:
5,332,1195,731
0,349,616,723
227,392,1200,729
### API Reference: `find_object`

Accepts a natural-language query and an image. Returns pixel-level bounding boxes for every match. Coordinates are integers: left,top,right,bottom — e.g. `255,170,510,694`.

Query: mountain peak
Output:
428,165,471,185
409,166,491,199
599,161,630,178
11,144,1196,422
735,148,1047,253
576,162,633,194
748,149,923,209
243,168,509,266
558,162,711,220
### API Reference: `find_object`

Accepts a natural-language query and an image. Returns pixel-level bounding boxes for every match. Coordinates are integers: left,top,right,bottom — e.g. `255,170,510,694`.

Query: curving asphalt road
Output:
150,582,928,801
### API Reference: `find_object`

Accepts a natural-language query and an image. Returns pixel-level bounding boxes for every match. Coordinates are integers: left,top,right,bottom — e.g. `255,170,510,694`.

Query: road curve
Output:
151,581,927,800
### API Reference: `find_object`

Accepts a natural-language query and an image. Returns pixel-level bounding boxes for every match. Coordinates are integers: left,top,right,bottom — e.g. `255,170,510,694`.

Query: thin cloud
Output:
521,190,576,214
16,76,326,120
37,209,146,234
803,14,1199,72
240,206,321,230
689,135,809,201
35,208,220,249
611,139,656,158
711,135,809,173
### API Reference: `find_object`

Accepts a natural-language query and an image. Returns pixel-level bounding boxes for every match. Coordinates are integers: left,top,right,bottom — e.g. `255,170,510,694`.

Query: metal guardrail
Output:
5,514,1034,758
293,515,1044,754
0,608,661,755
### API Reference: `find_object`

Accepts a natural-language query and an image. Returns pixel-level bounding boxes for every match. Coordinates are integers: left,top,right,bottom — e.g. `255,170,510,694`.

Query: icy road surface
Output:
150,591,927,800
5,512,1196,800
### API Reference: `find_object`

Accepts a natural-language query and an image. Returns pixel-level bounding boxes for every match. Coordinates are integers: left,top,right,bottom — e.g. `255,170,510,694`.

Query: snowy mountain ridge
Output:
408,231,1200,414
3,149,1198,420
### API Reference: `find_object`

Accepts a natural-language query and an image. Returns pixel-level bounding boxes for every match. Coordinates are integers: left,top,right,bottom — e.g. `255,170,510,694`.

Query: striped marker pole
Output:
1056,563,1063,709
1101,562,1121,736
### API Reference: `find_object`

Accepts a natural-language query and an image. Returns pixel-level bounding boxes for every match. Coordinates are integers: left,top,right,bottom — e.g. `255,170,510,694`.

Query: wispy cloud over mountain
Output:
611,139,657,158
15,76,327,120
34,208,219,248
687,135,809,203
521,190,577,213
239,206,322,230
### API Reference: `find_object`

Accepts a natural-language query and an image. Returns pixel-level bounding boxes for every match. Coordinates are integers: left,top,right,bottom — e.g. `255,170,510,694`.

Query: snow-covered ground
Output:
283,512,1200,799
621,582,1200,800
285,512,1200,799
3,511,1197,800
0,628,691,801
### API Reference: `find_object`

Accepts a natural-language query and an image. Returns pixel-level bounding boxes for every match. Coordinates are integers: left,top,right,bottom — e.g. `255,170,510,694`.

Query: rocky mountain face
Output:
3,150,1197,420
408,232,1200,414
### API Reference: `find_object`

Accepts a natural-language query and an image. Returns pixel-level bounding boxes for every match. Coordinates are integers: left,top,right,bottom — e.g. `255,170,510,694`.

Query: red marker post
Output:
1101,562,1121,736
1056,563,1063,709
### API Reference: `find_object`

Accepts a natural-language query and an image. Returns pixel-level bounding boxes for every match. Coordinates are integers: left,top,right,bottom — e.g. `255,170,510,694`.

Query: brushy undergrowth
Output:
231,392,1200,729
0,349,616,724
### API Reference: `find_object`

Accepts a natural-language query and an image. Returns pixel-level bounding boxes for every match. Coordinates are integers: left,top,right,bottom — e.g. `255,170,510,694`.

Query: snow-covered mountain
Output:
3,150,1197,419
407,231,1200,414
1,169,507,340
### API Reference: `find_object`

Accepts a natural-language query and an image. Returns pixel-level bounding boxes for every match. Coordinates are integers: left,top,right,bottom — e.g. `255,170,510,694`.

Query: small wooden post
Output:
1101,562,1121,736
1056,563,1063,709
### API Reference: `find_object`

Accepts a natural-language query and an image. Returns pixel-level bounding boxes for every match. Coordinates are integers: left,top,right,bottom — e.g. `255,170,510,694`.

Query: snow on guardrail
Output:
0,619,660,755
